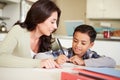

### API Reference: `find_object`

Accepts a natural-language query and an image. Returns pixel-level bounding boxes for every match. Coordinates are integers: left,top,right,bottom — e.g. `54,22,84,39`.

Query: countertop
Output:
55,34,120,42
0,32,120,41
0,63,120,80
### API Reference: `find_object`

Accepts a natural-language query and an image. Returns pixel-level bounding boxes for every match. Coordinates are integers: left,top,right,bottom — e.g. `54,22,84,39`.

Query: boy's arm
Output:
84,56,116,68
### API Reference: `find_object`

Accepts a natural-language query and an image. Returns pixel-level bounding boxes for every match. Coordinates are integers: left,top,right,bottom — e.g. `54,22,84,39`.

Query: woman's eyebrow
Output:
53,18,57,21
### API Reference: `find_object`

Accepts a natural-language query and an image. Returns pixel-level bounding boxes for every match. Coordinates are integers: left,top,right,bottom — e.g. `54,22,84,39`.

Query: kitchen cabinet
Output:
86,0,120,19
0,16,10,20
26,0,37,3
0,0,32,31
0,0,21,31
0,0,36,7
0,0,20,3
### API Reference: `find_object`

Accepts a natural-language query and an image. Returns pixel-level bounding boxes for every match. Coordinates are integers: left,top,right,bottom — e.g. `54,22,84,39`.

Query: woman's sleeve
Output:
0,26,40,68
0,54,41,68
0,26,18,55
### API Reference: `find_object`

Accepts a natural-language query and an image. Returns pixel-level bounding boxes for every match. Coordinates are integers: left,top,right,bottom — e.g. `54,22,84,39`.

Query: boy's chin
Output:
74,51,80,55
74,51,83,56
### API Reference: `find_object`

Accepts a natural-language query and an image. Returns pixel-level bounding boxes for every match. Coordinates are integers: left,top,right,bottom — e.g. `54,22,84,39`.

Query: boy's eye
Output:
82,43,86,45
81,41,87,45
73,39,78,42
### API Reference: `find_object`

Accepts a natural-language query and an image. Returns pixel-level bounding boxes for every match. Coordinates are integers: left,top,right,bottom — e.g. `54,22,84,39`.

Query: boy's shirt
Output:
52,48,116,68
35,48,116,68
52,48,101,60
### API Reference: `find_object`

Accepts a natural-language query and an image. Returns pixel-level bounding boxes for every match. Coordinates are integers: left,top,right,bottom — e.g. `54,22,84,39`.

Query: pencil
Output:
57,38,65,55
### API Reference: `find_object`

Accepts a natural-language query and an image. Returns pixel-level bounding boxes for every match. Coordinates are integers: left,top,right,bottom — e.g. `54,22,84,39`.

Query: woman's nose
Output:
53,23,57,29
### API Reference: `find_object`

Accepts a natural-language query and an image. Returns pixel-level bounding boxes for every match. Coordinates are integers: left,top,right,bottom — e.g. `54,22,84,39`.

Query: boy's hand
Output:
55,54,69,65
69,55,85,66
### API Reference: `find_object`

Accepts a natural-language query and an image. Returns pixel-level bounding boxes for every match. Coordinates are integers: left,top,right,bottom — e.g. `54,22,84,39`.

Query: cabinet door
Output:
26,0,37,3
104,0,120,19
8,0,20,3
87,0,120,19
86,0,104,18
0,0,20,3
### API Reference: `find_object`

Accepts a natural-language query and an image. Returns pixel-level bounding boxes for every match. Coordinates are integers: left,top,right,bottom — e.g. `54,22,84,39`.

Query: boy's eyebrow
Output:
73,37,88,42
73,37,78,40
81,40,88,43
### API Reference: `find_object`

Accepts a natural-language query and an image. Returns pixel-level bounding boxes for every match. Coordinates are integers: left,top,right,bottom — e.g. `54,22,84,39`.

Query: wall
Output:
91,40,120,65
54,0,120,36
55,0,86,35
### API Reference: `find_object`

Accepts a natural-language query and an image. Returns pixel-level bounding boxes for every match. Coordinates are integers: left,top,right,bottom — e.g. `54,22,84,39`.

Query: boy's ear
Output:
89,42,94,48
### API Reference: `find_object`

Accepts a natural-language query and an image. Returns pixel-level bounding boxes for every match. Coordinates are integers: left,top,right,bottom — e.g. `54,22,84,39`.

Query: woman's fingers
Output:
40,58,61,69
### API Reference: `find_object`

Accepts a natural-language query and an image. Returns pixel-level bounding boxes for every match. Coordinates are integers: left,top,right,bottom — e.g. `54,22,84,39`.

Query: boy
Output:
55,24,116,68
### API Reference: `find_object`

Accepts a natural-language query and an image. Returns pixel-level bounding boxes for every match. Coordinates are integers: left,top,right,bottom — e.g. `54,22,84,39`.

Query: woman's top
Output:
33,50,54,59
0,25,40,68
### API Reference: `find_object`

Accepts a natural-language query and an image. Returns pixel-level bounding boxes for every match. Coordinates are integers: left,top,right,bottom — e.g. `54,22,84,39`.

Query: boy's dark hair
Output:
73,24,97,42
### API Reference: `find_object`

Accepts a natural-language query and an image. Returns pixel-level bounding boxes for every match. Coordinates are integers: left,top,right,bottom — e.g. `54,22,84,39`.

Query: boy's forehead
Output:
73,32,91,42
74,31,89,37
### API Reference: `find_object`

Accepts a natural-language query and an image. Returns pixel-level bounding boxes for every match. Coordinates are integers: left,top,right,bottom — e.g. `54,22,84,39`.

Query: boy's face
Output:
72,31,94,57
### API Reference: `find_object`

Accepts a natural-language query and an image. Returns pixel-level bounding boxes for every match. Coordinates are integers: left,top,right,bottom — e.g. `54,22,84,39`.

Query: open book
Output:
61,68,120,80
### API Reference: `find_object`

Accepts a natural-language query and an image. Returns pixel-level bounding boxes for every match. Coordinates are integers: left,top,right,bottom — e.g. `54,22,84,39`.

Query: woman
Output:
0,0,61,68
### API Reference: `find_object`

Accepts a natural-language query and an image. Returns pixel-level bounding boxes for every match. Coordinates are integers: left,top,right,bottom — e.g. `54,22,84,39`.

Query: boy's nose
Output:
76,42,82,47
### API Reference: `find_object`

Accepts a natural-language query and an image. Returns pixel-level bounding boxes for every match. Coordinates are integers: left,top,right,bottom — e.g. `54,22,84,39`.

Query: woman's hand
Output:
55,54,69,65
70,55,85,66
40,58,61,69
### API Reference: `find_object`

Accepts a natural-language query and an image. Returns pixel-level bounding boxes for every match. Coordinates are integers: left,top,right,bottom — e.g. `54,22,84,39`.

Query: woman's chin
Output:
45,33,51,36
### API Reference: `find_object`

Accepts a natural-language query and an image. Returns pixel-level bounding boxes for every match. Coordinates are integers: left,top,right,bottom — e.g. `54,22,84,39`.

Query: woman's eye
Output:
51,22,54,24
51,22,55,24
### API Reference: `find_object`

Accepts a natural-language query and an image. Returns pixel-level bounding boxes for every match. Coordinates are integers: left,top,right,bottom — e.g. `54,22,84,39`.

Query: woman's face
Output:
37,11,58,36
72,31,94,57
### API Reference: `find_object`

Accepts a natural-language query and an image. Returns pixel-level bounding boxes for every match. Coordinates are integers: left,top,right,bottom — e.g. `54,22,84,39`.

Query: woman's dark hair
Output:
15,0,61,52
73,24,97,42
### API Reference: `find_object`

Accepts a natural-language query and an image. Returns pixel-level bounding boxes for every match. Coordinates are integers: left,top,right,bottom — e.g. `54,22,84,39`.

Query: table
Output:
0,63,120,80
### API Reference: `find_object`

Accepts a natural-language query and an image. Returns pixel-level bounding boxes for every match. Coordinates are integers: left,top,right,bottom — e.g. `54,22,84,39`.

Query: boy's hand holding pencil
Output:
55,54,69,65
56,38,70,64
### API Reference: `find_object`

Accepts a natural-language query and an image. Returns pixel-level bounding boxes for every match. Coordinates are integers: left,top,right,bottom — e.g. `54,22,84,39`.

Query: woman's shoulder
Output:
9,25,28,34
10,25,23,31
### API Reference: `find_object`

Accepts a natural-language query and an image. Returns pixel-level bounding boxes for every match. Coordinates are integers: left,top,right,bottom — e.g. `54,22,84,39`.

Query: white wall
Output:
91,40,120,65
